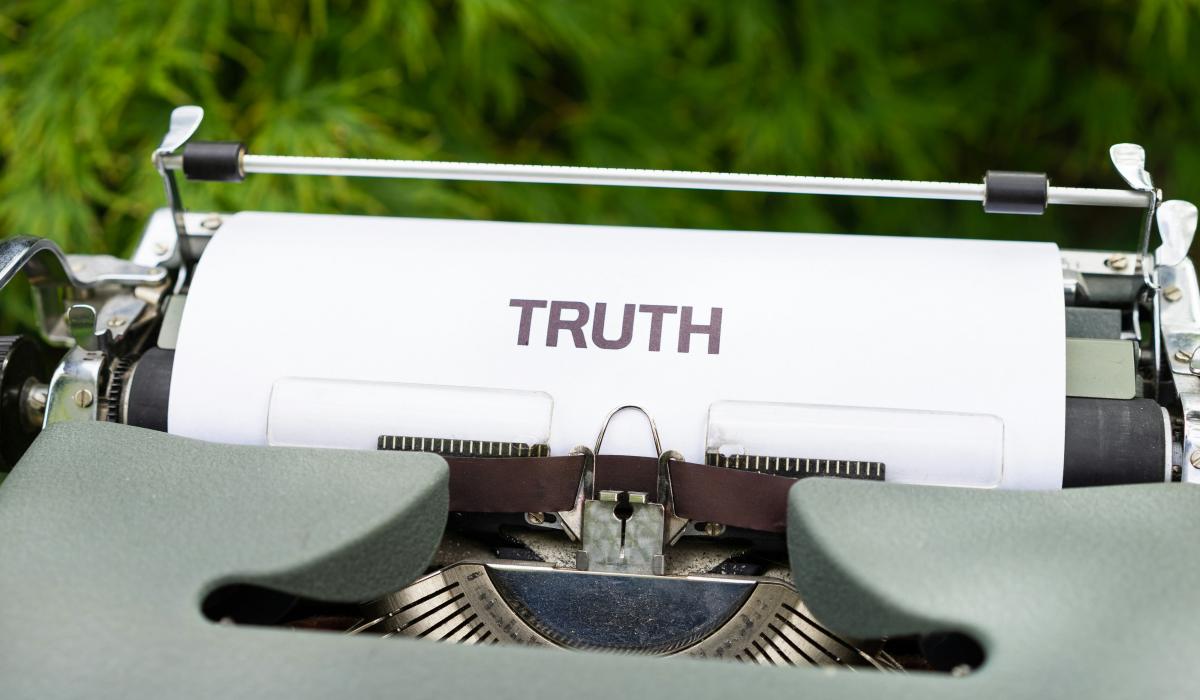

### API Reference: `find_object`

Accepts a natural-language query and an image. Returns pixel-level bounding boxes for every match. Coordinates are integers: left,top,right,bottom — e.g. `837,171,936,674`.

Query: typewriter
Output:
1,106,1198,698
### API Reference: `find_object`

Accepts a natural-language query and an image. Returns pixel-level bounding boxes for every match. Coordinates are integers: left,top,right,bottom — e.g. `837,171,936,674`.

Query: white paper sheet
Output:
170,212,1066,488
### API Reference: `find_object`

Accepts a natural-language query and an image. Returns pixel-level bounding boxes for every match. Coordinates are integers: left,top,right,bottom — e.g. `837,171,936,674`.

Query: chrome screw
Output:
1105,254,1129,271
1175,349,1193,363
73,388,94,408
526,512,546,525
1164,285,1184,302
106,316,126,328
201,215,223,231
153,242,169,256
703,522,726,537
1190,451,1200,470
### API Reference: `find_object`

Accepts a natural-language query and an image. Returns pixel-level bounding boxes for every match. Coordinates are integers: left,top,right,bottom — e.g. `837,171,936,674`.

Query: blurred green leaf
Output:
0,1,1196,330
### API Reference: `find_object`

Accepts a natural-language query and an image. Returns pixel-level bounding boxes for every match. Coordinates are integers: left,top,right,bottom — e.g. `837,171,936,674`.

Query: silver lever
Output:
1156,200,1199,268
65,305,101,351
1109,143,1160,288
152,106,204,275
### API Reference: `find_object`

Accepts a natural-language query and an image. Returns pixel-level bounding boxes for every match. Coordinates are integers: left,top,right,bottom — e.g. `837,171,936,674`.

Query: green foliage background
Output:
1,1,1198,327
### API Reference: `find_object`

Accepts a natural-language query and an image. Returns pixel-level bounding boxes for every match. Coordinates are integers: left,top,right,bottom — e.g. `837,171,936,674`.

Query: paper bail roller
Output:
984,171,1049,215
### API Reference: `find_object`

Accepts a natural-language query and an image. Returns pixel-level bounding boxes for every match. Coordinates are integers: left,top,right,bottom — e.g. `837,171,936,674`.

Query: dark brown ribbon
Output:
444,454,795,533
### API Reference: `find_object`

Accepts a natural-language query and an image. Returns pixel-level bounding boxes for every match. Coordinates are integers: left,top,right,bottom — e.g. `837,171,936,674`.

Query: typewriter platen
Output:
1,106,1198,676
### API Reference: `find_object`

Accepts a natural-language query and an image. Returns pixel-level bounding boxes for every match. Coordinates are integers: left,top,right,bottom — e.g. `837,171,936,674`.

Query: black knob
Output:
983,170,1049,215
0,335,54,470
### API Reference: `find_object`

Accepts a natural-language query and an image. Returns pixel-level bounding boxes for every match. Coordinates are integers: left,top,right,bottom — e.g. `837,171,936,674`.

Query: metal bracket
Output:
66,304,103,352
66,254,168,287
555,406,690,567
42,342,105,427
555,446,594,542
657,450,690,546
0,237,165,347
577,490,665,575
152,106,204,275
1154,201,1200,399
1157,258,1200,484
557,403,665,542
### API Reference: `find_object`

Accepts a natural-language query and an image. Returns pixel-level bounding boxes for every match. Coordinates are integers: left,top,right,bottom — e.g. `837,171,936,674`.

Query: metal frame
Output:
1157,258,1200,483
158,151,1152,209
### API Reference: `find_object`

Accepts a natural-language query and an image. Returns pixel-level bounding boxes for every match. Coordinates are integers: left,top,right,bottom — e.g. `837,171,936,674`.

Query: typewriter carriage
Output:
0,106,1197,668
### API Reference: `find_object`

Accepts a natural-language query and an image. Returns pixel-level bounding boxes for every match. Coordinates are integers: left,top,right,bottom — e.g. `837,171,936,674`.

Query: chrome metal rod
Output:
1047,186,1151,208
161,153,1152,209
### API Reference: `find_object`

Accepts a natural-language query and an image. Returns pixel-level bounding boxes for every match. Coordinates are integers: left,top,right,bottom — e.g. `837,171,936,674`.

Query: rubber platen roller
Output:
123,349,1168,487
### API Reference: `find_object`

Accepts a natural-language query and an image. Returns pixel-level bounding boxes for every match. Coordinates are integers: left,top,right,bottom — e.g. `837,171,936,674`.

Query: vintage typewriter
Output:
1,106,1198,698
